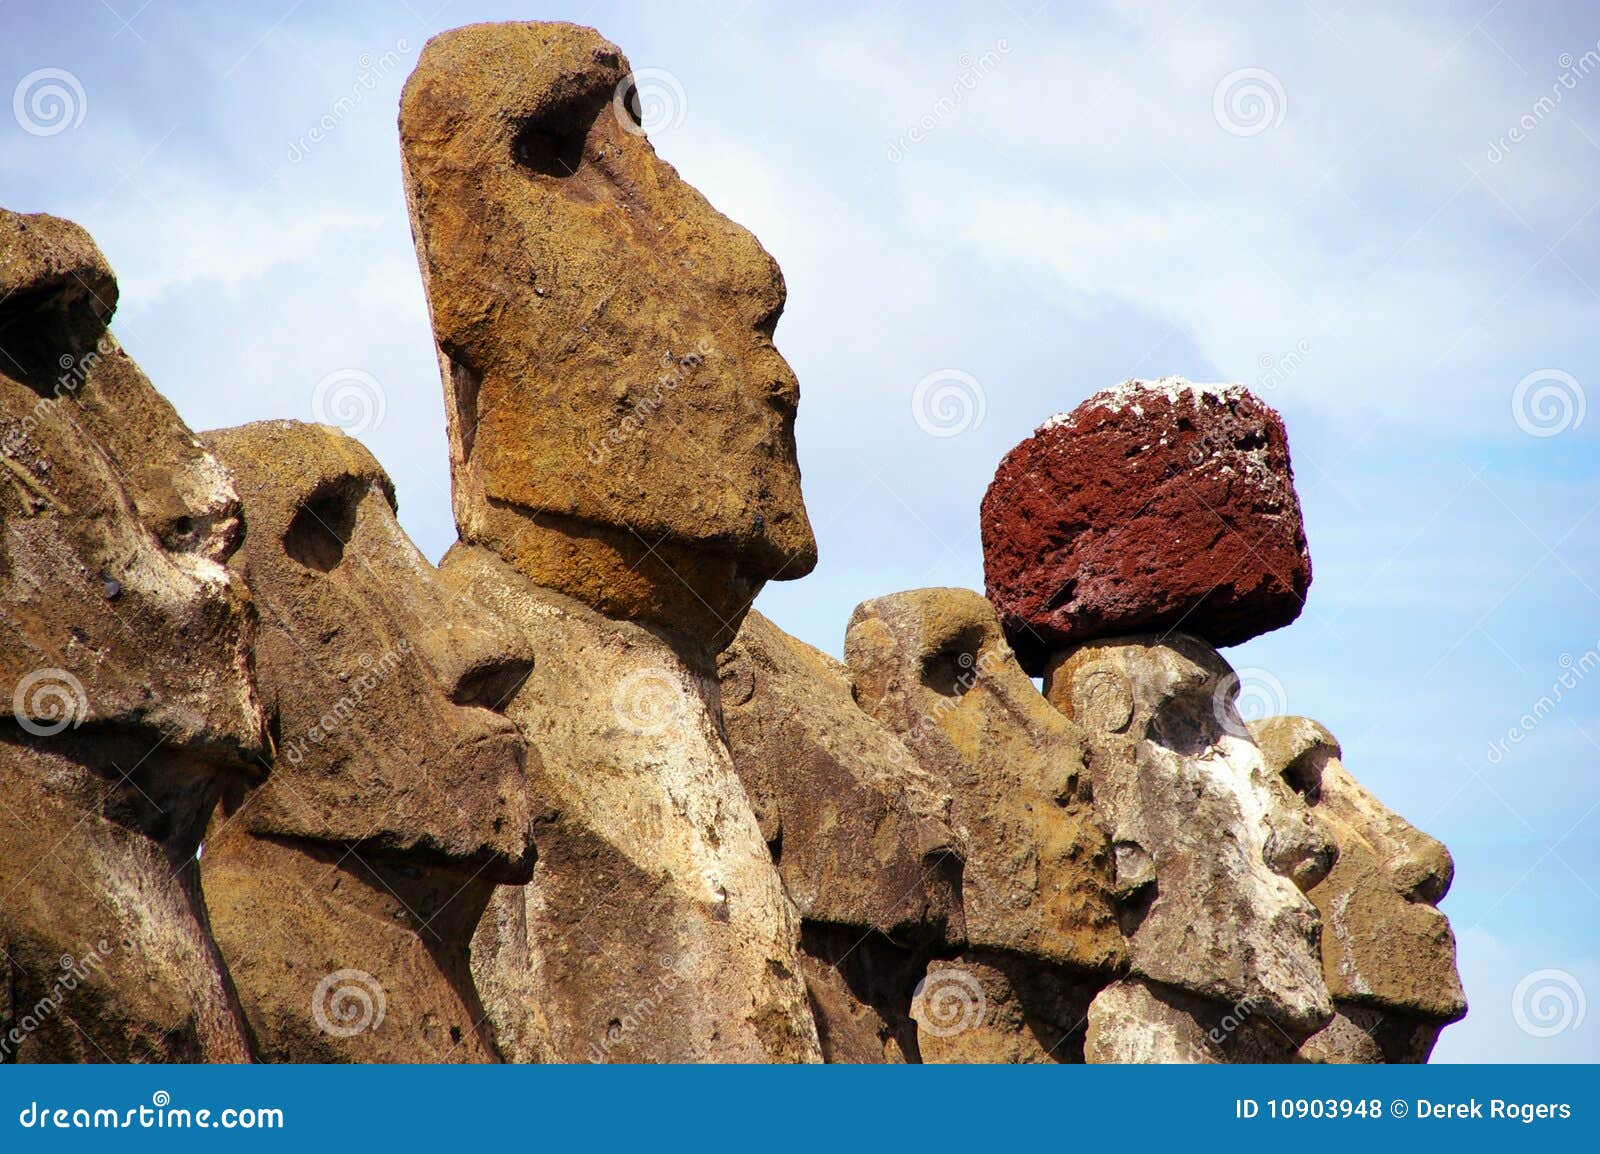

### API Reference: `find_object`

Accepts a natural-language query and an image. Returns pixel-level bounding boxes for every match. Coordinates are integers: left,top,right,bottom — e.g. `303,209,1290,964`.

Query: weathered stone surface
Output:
201,421,537,1062
913,952,1105,1064
441,544,821,1063
1252,717,1466,1063
401,21,815,646
844,588,1125,973
1084,977,1299,1064
797,924,922,1064
718,608,960,938
1045,635,1334,1046
1,209,260,1062
981,378,1310,673
0,210,118,384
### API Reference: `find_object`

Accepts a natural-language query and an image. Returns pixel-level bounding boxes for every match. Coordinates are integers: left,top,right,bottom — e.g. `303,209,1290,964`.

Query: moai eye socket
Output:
1280,749,1325,806
283,478,365,572
509,88,610,178
919,625,986,698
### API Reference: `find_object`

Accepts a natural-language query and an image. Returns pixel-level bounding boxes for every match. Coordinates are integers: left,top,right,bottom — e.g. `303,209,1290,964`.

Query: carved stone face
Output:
1,208,262,1061
202,421,535,872
1252,717,1466,1061
1,211,261,754
844,588,1126,975
400,22,816,645
199,421,537,1062
1045,635,1334,1039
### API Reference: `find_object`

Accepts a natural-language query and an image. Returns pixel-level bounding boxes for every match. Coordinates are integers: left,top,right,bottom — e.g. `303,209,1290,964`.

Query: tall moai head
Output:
399,22,816,649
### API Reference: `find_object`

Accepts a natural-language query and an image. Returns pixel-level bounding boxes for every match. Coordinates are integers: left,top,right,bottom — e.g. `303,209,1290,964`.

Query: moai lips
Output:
1,209,261,1062
1252,717,1467,1063
400,21,816,649
201,421,537,1063
981,378,1311,674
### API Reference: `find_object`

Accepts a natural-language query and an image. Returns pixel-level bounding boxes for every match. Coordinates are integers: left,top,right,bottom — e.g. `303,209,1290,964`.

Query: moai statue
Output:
1253,717,1467,1062
201,421,537,1062
985,379,1336,1061
1,209,260,1061
400,22,822,1060
844,588,1128,1063
719,608,963,1062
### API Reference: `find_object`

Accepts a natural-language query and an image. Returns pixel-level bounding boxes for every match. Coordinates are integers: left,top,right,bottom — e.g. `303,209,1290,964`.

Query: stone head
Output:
202,420,536,875
1046,635,1334,1037
1252,716,1466,1061
399,21,815,646
1,208,262,1061
844,587,1125,974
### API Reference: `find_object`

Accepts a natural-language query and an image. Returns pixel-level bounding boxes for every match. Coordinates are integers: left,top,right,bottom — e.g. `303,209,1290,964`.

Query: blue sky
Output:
4,0,1597,1062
